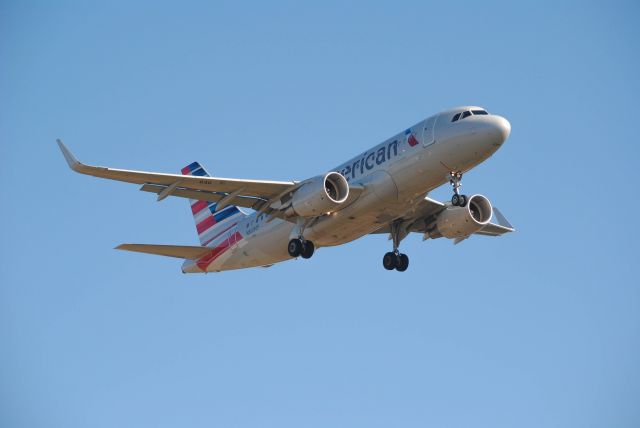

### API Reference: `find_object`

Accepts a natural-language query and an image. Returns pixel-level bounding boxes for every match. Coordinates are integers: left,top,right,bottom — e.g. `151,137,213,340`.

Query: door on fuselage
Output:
421,115,438,147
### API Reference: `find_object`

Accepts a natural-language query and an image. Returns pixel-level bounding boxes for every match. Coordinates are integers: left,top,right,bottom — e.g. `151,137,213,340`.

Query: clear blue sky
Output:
1,1,639,427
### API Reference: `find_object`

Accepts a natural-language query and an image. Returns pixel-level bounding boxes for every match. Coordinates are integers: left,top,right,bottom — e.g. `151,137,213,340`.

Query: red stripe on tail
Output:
191,200,209,215
196,231,243,270
196,216,216,234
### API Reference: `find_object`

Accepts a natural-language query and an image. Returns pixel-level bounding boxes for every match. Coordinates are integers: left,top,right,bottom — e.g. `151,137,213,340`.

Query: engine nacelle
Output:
433,194,493,239
288,172,350,217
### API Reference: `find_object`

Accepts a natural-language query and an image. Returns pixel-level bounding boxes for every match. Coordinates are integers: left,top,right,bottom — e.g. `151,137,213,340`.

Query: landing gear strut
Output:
449,172,468,207
382,220,410,272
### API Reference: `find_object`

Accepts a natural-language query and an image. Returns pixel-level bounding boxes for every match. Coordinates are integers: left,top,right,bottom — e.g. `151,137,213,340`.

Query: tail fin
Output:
181,162,246,246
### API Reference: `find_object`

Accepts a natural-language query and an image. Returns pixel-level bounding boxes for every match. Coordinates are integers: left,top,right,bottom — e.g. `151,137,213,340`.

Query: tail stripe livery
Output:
181,162,208,176
191,200,209,215
195,231,243,271
181,162,245,246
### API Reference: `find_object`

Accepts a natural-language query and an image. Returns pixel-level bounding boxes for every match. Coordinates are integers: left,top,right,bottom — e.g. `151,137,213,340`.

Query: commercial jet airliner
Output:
58,106,514,273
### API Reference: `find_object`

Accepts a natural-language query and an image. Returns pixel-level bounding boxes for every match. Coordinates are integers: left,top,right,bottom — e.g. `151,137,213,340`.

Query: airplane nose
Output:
490,115,511,143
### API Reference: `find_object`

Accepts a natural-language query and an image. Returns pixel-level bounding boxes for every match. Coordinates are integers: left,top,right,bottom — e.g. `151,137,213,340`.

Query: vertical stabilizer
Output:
180,162,246,246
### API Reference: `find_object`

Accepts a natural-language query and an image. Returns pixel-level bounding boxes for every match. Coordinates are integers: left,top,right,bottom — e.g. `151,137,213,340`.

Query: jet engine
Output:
288,172,350,217
432,194,493,239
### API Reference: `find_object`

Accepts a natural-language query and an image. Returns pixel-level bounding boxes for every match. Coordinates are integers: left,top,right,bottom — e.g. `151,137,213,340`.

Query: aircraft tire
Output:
451,194,460,206
383,252,397,270
301,241,315,259
396,253,409,272
288,238,303,257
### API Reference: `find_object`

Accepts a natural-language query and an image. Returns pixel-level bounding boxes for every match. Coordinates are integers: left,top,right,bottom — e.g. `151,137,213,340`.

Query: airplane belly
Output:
206,220,294,272
307,171,401,246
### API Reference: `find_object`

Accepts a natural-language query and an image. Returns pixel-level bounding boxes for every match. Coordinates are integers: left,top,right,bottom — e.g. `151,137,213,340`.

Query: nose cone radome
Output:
489,115,511,144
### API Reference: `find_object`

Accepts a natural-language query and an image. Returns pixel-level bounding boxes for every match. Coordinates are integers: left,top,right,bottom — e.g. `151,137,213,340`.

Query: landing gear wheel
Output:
300,240,315,259
395,253,409,272
288,238,303,257
383,252,397,270
451,194,468,207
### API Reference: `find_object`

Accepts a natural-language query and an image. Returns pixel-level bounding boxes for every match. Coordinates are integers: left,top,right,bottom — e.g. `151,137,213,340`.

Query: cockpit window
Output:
472,109,488,115
451,113,461,122
461,111,472,119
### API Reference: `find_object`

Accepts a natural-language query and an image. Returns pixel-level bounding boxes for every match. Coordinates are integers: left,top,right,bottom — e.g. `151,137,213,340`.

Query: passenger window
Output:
451,113,461,122
462,111,472,119
472,110,488,115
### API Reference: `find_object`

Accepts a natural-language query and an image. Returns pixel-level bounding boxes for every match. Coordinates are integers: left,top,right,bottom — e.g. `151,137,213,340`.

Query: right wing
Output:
57,140,297,211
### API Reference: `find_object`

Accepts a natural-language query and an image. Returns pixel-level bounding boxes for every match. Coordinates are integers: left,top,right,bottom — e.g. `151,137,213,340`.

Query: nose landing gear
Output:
382,220,410,272
449,172,468,207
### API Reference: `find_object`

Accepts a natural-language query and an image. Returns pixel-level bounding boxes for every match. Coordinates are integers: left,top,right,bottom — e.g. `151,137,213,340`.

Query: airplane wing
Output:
371,197,446,235
57,140,297,211
372,196,514,240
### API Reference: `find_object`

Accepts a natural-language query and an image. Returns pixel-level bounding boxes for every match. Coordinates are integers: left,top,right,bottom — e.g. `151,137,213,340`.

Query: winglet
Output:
56,139,82,171
493,207,514,230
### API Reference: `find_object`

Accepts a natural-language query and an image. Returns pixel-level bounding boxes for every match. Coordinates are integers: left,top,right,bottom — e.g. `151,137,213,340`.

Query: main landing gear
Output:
449,171,468,207
288,237,315,259
382,220,410,272
288,218,315,259
383,251,409,272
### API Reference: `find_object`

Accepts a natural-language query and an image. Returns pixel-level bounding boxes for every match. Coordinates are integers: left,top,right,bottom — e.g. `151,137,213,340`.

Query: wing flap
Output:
139,183,266,210
115,243,212,259
368,196,446,235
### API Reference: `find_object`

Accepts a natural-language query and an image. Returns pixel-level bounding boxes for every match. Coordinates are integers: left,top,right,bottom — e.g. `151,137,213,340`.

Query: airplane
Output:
57,105,514,273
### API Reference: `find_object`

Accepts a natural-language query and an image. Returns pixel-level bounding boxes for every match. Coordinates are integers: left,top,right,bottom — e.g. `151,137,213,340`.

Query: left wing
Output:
57,140,297,211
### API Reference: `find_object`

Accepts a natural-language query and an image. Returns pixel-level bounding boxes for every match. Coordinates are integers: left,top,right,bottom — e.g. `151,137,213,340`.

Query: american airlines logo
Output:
406,129,420,147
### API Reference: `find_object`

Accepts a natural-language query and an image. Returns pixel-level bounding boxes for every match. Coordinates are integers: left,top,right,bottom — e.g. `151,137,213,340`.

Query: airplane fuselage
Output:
182,106,511,272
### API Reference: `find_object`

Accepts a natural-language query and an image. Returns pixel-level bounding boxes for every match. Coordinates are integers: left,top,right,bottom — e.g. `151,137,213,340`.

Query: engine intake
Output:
433,194,493,239
289,172,350,217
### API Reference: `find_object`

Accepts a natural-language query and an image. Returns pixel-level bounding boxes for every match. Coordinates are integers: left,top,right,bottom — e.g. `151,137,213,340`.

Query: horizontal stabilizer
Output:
115,243,212,259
